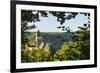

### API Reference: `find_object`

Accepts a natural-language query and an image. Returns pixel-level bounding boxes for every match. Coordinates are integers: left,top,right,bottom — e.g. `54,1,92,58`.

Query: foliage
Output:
53,24,90,61
21,47,51,62
72,25,90,59
21,24,90,62
53,42,81,61
21,10,90,62
21,10,90,32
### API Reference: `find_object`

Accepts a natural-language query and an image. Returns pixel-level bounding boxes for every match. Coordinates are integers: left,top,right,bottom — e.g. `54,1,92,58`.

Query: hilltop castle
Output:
26,30,51,53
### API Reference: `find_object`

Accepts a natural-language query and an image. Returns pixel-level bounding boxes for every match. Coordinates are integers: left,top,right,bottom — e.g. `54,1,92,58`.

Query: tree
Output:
53,42,81,61
53,23,90,60
21,10,90,32
72,24,90,59
21,10,90,62
21,10,90,45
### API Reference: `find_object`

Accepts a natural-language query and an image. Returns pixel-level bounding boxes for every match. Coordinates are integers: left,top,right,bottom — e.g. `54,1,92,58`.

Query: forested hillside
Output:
21,10,90,63
21,25,90,62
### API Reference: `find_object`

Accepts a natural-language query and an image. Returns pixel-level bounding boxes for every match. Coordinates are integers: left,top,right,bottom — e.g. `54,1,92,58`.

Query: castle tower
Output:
35,32,37,43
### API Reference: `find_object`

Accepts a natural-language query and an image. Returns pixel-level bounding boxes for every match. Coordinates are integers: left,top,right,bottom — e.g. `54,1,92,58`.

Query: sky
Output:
28,12,89,32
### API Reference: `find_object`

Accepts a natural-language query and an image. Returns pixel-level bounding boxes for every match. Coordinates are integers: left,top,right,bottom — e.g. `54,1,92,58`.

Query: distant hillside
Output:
24,32,73,50
40,32,73,50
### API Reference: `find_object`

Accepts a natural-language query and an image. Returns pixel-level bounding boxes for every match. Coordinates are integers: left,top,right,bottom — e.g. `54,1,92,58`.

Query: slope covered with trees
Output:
21,10,90,63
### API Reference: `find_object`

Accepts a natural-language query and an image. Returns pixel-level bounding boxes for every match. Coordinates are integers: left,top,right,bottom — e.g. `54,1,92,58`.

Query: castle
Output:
26,30,51,53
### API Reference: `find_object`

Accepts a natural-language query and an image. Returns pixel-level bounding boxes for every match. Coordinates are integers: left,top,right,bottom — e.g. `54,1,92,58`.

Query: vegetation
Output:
21,25,90,62
21,10,90,63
